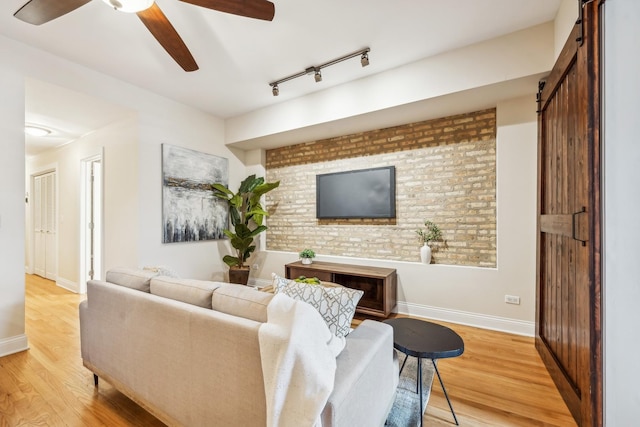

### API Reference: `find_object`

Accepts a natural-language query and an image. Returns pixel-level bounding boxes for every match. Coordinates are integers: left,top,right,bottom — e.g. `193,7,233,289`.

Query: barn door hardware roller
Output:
576,0,598,46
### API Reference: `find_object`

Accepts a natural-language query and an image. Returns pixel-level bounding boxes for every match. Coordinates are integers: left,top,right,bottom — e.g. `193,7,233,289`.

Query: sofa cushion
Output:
106,268,159,292
272,274,364,338
211,283,274,322
150,277,223,309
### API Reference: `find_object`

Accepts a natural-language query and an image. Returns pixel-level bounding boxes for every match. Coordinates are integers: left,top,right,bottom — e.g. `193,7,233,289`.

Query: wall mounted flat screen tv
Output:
316,166,396,219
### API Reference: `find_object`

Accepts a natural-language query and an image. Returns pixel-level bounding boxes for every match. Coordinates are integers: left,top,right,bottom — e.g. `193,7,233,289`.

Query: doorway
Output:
81,155,103,291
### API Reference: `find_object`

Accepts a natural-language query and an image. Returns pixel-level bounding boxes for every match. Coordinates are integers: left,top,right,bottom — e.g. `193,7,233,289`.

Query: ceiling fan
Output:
13,0,275,72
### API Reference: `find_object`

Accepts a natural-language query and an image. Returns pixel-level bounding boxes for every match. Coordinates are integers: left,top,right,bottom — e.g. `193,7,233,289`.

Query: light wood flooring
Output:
0,275,576,426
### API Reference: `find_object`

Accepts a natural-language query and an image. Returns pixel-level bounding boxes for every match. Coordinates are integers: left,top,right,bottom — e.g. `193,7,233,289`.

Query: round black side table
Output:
384,317,464,426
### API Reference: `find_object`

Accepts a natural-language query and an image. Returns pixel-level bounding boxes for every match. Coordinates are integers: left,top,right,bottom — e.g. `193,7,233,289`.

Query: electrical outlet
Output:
505,295,520,305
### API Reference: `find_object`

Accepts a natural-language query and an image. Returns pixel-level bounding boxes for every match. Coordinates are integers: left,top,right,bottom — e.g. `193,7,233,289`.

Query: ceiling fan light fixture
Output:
24,125,51,137
14,0,275,71
101,0,154,13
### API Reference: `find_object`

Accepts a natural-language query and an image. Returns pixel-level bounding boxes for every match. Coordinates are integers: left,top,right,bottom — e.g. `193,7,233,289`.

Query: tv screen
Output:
316,166,396,219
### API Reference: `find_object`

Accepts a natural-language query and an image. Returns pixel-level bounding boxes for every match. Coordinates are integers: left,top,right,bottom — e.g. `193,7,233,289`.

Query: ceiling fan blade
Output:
137,3,199,72
14,0,91,25
179,0,275,21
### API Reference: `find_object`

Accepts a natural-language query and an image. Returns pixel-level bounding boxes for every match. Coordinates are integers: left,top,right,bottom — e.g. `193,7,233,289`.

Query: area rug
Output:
385,351,435,427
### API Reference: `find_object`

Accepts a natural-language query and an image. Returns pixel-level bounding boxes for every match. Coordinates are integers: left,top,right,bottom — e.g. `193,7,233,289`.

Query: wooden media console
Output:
285,261,397,318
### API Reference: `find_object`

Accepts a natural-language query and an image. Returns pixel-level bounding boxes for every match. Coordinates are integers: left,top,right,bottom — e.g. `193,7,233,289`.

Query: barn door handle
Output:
572,206,587,246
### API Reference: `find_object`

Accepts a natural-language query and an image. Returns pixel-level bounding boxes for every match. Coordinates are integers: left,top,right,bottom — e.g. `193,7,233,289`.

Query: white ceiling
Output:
24,79,133,156
2,0,562,156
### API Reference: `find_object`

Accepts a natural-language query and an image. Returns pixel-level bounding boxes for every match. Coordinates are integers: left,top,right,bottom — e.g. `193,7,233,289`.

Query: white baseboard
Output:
396,301,535,337
250,277,534,336
0,334,29,357
56,277,80,294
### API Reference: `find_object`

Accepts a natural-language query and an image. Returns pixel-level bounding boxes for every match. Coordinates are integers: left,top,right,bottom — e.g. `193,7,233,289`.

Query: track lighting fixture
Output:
269,47,370,96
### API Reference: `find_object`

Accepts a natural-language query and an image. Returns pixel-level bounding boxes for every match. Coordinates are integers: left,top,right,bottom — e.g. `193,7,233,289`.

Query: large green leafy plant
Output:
212,175,280,269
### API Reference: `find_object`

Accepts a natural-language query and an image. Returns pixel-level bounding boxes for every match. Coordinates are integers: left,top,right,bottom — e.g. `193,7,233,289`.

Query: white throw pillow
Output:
272,273,363,338
142,265,180,278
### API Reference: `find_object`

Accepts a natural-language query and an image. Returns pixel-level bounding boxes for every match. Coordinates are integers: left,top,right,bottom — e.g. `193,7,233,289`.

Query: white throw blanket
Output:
259,293,345,427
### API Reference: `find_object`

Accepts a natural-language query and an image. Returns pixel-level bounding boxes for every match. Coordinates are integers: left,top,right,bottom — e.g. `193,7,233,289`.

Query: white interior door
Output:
94,160,102,280
82,156,102,284
44,172,57,280
33,171,57,280
33,175,45,277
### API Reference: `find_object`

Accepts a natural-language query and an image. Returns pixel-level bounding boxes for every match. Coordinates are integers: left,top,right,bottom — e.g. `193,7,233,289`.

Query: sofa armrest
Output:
322,319,399,427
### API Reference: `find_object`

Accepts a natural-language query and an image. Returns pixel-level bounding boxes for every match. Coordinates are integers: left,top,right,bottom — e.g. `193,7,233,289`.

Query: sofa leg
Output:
93,374,99,387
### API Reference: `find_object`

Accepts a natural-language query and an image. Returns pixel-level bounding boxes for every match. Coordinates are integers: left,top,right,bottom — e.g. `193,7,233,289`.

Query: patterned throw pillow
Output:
272,273,364,337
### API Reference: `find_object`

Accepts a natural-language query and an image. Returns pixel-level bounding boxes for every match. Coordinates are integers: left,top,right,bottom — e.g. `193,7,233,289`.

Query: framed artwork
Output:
162,144,228,243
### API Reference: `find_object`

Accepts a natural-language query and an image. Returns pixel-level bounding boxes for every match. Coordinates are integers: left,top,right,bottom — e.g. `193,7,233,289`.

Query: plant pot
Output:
301,258,313,265
228,267,250,285
420,243,432,264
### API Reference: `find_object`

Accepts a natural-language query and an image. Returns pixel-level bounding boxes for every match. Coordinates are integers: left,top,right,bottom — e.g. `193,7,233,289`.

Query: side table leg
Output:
399,353,409,376
418,357,423,427
432,359,459,426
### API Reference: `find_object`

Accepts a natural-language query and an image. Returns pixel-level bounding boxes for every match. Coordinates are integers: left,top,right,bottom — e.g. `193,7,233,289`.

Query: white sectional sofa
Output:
79,268,398,426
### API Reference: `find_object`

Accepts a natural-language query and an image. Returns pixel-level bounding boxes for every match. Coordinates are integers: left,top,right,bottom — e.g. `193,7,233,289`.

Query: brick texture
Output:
264,109,497,267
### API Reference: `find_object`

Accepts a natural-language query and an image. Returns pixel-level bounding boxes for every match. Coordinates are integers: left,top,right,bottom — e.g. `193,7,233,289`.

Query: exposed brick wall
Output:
265,109,497,267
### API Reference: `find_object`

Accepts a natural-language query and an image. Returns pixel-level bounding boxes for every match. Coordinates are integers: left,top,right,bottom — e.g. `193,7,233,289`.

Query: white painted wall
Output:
137,109,239,280
554,0,578,58
603,0,640,423
0,68,28,357
0,34,239,356
226,23,555,145
2,35,241,284
26,105,239,287
26,116,138,291
253,96,538,335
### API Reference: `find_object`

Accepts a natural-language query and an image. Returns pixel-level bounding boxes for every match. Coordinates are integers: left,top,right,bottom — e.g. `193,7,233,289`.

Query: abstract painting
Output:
162,144,228,243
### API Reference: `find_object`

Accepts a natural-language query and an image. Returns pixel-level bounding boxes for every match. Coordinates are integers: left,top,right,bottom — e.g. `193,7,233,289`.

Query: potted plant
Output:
212,175,280,285
416,220,442,264
299,248,316,265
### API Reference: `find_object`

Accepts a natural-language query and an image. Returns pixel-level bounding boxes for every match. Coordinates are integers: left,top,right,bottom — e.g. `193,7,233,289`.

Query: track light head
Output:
314,69,322,83
361,52,369,67
272,84,279,96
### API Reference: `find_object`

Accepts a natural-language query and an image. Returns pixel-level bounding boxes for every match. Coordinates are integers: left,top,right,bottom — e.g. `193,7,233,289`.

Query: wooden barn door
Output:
536,1,602,426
